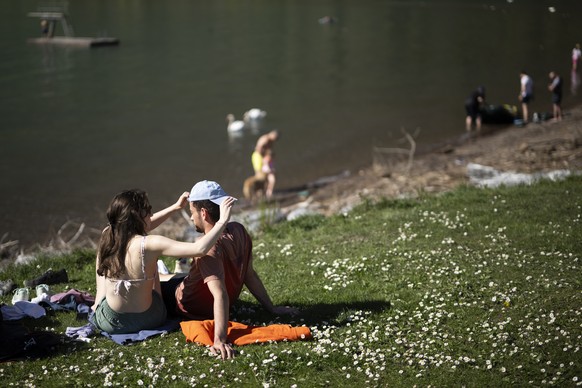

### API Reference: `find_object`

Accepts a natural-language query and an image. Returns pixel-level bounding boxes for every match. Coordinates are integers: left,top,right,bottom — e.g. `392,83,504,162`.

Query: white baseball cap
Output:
188,180,233,205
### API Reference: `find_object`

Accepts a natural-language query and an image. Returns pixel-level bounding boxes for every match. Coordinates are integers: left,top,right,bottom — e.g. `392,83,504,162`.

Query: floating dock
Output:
27,6,119,48
27,36,119,47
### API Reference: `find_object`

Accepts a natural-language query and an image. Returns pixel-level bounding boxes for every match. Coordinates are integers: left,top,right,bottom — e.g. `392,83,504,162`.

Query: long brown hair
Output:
97,189,152,278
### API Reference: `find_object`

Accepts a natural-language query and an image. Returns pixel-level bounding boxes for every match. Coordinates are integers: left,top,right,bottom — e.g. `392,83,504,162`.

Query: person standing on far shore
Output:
572,43,581,71
548,71,563,122
519,70,534,123
464,86,486,132
571,69,580,96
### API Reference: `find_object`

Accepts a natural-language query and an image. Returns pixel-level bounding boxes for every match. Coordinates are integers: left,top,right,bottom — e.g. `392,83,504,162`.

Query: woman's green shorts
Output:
93,291,167,334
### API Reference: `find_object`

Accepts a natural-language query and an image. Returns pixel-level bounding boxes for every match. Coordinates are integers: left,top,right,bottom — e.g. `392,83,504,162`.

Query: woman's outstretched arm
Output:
148,192,189,232
147,197,236,258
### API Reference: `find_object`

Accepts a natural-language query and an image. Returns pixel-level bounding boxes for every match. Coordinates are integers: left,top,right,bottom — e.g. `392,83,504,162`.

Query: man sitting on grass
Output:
161,180,298,360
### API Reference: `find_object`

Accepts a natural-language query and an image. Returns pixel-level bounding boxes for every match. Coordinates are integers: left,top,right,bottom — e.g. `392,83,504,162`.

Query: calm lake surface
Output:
1,0,582,247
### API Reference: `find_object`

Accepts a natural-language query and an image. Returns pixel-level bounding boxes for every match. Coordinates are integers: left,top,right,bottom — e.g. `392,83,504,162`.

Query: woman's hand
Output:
174,192,190,211
218,197,236,224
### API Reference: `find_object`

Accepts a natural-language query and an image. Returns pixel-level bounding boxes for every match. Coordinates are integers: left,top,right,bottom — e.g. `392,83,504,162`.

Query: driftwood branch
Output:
0,240,19,251
57,220,86,247
0,234,20,260
373,127,419,175
401,127,417,174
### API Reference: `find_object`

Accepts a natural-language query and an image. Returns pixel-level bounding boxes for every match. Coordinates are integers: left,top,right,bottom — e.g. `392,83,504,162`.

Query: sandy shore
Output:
2,106,581,265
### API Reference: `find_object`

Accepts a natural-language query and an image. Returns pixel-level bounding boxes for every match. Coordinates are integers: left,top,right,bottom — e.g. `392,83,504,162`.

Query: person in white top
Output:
548,71,563,121
519,70,534,123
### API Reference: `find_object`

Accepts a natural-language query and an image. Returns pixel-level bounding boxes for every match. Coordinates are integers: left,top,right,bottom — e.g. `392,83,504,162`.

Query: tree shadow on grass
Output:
232,299,391,328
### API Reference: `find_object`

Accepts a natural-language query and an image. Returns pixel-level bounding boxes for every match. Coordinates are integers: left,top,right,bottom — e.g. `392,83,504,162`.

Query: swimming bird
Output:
226,114,245,132
243,108,267,122
318,16,337,24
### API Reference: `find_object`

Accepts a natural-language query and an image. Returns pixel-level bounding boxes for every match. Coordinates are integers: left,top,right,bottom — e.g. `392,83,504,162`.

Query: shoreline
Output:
1,106,581,266
274,104,582,216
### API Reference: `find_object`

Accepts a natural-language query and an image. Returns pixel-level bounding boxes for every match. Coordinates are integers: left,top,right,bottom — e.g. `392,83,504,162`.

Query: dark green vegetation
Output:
1,176,581,387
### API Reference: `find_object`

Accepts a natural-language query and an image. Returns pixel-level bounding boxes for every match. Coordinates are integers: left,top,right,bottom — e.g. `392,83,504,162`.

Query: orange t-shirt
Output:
175,222,252,319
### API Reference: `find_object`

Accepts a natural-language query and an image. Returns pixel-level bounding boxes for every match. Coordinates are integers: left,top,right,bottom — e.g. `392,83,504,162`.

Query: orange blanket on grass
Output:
180,320,312,346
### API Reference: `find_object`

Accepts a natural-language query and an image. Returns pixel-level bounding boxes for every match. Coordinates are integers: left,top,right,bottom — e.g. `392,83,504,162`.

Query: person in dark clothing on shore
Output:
465,86,486,131
548,71,563,121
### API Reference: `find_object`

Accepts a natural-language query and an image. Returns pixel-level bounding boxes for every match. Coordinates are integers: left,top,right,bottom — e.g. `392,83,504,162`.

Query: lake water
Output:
1,0,582,248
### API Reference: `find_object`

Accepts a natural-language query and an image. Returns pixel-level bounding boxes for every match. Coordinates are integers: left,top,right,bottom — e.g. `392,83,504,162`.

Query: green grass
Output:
1,176,581,387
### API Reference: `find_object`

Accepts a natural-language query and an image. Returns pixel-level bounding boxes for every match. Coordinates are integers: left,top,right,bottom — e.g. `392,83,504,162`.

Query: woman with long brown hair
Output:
92,189,235,334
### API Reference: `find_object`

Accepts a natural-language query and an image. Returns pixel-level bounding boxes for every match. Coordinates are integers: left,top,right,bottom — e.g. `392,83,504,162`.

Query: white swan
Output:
226,114,245,132
243,108,267,122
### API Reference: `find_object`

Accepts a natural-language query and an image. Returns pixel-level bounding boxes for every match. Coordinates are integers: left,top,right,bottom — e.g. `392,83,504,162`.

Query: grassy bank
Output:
1,176,581,387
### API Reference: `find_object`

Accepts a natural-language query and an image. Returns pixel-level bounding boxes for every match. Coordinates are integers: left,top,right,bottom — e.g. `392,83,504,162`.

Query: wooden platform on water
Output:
27,7,119,48
27,36,119,47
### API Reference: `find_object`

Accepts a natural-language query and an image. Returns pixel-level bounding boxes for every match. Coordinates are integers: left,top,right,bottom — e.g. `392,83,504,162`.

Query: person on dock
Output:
548,71,563,121
519,70,534,124
91,189,235,335
464,86,486,132
40,19,50,37
161,180,299,360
